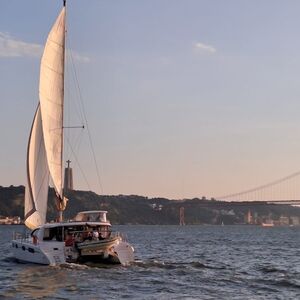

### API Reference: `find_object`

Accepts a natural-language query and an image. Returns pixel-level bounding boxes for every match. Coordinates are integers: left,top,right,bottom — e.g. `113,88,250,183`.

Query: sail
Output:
25,106,50,230
39,7,66,198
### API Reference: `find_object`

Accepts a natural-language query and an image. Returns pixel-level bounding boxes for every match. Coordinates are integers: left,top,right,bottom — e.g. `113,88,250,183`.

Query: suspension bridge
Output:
215,170,300,204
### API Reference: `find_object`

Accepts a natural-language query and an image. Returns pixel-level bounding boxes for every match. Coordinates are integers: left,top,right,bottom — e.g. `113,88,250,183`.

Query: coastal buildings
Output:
244,211,300,226
0,216,21,225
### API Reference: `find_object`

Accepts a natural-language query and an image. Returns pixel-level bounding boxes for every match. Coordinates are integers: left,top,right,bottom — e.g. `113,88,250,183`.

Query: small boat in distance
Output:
12,1,134,266
261,221,274,227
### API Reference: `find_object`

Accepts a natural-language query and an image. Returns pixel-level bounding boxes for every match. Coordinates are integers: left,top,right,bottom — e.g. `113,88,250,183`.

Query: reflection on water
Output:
5,266,72,299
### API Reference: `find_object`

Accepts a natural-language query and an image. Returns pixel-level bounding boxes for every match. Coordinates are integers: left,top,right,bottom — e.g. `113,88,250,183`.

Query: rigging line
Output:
216,170,300,200
64,134,92,191
71,126,84,156
64,45,72,160
65,39,83,154
68,41,104,195
65,128,84,175
65,46,85,123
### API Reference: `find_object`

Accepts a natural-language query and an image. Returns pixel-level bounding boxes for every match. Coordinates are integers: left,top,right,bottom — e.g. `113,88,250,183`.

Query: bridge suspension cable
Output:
216,170,300,201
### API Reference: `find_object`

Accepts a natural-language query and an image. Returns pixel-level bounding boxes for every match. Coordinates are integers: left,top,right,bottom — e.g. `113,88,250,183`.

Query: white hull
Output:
12,216,134,266
76,239,134,265
12,235,134,266
12,239,65,265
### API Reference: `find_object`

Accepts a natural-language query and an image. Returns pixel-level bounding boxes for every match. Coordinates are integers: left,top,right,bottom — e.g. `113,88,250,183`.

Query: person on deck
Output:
92,230,99,240
65,233,74,247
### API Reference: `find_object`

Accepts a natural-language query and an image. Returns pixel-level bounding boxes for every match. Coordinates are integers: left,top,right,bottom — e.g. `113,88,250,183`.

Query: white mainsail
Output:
24,106,50,230
39,7,66,199
25,7,66,228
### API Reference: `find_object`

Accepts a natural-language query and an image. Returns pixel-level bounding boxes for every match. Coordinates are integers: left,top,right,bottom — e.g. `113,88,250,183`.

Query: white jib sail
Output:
25,106,50,230
39,7,66,198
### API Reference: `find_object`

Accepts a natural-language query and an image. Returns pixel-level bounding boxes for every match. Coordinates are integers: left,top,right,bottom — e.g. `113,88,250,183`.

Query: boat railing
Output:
12,231,31,243
111,231,128,242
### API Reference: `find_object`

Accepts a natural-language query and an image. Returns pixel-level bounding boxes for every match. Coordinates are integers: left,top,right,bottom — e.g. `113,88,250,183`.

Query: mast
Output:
58,0,67,222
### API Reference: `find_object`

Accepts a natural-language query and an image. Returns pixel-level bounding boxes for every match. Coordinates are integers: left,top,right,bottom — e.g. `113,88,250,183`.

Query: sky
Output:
1,0,300,199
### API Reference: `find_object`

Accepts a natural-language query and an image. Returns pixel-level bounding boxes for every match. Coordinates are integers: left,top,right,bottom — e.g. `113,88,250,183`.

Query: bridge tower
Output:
179,207,185,225
246,210,252,224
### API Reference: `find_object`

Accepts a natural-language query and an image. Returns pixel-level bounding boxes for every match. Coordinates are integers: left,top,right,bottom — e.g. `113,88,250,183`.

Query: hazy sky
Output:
1,0,300,199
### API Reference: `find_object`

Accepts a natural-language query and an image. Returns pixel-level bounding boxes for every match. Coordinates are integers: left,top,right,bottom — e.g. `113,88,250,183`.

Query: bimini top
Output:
74,211,109,223
40,221,110,229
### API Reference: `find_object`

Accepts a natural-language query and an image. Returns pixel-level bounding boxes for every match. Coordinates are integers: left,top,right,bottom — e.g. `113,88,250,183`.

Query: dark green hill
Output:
1,185,300,225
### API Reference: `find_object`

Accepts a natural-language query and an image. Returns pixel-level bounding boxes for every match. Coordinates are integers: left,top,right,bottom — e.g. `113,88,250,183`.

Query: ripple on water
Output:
1,225,300,300
259,266,287,274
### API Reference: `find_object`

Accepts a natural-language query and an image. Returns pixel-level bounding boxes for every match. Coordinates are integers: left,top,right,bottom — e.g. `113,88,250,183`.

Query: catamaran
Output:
12,1,134,266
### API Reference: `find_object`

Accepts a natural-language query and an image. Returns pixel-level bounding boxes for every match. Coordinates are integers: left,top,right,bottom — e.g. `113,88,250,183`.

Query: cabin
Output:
32,211,112,244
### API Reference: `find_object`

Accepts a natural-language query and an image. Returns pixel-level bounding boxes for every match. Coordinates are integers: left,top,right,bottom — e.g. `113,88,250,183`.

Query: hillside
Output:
1,185,300,225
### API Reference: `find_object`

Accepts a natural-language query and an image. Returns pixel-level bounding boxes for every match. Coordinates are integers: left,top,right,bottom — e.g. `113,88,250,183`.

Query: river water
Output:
0,225,299,299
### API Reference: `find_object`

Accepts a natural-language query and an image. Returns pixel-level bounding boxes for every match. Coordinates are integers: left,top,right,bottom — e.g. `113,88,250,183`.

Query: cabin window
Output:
98,225,111,238
43,227,63,241
75,212,107,222
43,228,51,240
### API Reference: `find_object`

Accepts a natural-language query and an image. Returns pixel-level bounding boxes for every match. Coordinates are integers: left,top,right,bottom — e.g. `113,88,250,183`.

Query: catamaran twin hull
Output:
12,239,134,265
12,222,134,266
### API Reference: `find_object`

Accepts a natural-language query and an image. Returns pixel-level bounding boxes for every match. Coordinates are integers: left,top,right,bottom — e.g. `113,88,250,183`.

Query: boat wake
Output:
51,262,91,270
1,256,17,263
132,259,226,270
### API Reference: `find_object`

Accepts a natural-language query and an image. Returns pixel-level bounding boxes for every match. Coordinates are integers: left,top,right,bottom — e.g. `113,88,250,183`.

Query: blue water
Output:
0,225,300,299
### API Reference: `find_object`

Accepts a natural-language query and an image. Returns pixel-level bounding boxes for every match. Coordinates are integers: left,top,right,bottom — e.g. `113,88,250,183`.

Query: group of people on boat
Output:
80,229,106,241
64,226,111,247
